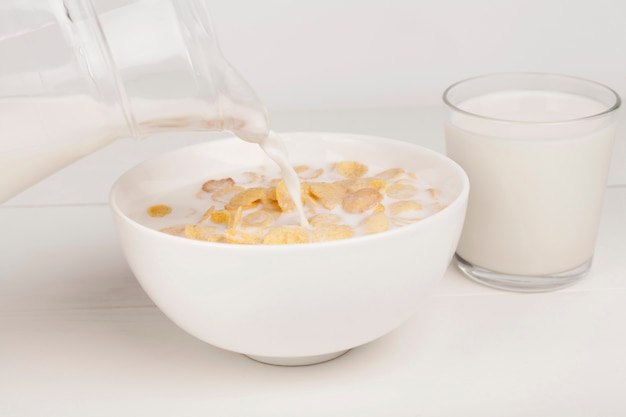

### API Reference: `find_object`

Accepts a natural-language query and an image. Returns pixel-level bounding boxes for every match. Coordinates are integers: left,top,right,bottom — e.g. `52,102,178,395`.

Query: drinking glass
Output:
443,72,620,292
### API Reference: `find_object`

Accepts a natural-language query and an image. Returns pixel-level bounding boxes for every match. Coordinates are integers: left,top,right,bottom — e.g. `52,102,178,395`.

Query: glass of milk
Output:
443,73,620,292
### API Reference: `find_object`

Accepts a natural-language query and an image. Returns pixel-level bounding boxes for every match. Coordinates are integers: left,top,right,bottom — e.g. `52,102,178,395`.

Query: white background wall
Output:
207,0,626,112
4,0,626,206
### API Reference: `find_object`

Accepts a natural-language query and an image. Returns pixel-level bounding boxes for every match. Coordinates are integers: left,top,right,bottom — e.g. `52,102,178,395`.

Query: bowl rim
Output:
109,131,469,252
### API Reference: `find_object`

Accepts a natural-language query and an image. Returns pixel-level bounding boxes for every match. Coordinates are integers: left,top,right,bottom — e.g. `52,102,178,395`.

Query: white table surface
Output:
1,107,625,417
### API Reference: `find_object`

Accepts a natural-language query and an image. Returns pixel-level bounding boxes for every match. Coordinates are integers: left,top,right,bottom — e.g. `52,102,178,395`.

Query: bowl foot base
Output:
245,349,350,366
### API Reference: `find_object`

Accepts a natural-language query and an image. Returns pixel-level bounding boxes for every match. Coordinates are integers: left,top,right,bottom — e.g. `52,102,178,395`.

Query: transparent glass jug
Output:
0,0,269,203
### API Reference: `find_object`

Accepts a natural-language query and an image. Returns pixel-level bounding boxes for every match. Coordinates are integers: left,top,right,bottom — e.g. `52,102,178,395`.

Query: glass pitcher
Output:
0,0,269,203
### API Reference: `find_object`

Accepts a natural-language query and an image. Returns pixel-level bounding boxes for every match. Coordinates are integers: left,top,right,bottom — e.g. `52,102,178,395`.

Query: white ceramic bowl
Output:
110,132,469,365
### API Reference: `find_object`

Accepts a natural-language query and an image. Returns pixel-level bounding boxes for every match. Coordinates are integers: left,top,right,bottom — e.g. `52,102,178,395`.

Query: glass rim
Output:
442,72,622,125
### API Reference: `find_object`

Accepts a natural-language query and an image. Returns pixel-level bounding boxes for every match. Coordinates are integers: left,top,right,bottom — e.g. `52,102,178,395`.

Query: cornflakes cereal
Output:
373,203,386,214
360,213,390,234
261,200,283,216
386,181,418,199
312,225,355,242
308,213,343,228
275,180,296,212
226,187,265,210
147,204,172,218
210,210,231,225
263,226,310,244
224,229,261,245
241,210,274,229
345,177,387,192
375,168,404,180
231,206,244,229
299,182,319,208
184,224,219,241
389,200,423,216
202,177,235,193
159,225,185,235
308,182,347,210
140,159,448,245
263,186,278,204
199,206,215,223
295,165,324,179
212,185,244,203
334,161,368,178
342,188,383,213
